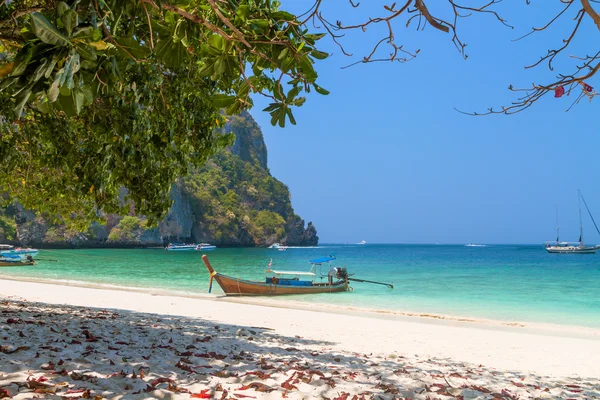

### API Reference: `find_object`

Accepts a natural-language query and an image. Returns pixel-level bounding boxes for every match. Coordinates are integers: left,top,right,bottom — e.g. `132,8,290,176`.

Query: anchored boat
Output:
166,243,197,251
0,244,39,260
0,254,36,267
545,191,600,254
202,255,349,296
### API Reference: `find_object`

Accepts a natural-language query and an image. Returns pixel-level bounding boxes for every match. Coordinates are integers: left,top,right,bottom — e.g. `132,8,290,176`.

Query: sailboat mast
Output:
556,205,560,243
578,190,584,245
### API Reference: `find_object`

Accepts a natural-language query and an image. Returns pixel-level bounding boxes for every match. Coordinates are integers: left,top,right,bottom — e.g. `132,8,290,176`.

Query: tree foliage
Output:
2,0,599,228
0,0,329,227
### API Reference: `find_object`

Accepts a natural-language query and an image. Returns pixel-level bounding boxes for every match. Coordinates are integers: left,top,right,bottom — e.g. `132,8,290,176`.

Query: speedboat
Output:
0,244,39,259
196,243,216,251
268,243,282,249
166,243,198,251
358,240,367,245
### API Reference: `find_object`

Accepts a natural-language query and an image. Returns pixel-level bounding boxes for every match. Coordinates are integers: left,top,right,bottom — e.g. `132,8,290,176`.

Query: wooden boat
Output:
202,255,349,296
0,257,36,267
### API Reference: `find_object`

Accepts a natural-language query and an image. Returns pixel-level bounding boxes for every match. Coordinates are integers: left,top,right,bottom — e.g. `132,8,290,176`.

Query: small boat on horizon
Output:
202,255,349,296
465,243,485,247
358,240,367,245
545,191,600,254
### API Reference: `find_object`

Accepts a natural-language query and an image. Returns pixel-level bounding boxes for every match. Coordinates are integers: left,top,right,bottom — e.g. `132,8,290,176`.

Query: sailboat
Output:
545,190,600,254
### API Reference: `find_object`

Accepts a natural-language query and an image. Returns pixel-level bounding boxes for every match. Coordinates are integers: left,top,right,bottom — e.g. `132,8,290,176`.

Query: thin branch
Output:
140,1,154,49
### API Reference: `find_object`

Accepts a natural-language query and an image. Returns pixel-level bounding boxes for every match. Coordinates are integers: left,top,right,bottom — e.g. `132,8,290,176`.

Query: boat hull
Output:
197,246,216,251
212,274,348,296
0,260,36,267
0,249,39,259
546,246,599,254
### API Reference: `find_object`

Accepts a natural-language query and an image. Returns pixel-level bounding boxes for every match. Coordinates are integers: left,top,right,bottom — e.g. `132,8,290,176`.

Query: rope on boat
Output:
208,271,217,293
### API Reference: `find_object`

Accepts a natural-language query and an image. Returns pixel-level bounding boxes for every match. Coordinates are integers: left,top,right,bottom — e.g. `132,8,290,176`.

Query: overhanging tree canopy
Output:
1,0,598,228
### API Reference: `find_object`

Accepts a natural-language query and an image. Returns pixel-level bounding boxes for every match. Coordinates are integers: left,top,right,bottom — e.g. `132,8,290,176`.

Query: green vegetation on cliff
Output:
0,113,318,247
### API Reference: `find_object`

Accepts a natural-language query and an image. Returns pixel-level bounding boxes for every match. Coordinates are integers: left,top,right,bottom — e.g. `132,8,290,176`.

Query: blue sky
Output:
250,1,600,245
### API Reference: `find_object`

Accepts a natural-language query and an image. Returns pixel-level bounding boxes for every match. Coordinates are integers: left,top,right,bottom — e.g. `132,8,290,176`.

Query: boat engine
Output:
335,267,348,280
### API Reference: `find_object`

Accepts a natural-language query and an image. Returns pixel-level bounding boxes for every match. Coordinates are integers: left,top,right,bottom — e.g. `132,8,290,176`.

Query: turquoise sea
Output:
1,244,599,329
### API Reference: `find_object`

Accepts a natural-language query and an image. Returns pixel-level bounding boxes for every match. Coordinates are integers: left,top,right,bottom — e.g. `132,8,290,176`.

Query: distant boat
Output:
545,191,600,254
278,246,288,251
196,243,216,251
269,243,282,249
0,244,39,259
465,243,485,247
166,243,197,251
358,240,366,245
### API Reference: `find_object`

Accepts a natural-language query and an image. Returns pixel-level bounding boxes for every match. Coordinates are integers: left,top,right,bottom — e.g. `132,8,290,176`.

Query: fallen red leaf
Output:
190,389,212,398
238,383,276,393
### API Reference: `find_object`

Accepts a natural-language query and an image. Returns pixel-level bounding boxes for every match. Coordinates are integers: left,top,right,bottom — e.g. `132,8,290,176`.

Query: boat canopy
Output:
270,270,316,276
308,256,336,264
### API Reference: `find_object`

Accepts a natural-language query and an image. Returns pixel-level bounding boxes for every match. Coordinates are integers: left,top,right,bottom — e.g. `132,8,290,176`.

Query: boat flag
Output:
583,82,594,93
554,85,565,98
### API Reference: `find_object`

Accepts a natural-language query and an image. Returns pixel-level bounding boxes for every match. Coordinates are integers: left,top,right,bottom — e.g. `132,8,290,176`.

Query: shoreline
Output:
2,274,600,340
2,274,599,340
1,278,600,380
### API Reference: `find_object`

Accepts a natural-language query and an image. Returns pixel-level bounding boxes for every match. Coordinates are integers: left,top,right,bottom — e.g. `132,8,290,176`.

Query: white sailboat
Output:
545,190,600,254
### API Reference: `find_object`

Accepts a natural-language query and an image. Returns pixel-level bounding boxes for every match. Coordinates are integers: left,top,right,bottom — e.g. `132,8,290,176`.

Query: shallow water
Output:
1,244,599,328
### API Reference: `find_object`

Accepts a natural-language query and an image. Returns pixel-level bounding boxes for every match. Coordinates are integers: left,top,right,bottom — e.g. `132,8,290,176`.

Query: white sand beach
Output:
1,278,599,399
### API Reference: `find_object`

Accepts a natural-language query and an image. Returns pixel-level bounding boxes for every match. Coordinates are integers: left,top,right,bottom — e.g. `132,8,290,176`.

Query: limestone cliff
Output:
0,112,318,248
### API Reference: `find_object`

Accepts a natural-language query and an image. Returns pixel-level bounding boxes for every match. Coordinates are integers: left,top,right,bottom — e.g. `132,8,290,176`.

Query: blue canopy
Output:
309,256,336,264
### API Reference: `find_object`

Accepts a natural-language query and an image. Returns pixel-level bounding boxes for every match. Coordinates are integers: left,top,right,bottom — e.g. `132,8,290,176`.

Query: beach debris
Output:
1,298,598,400
190,389,212,398
238,382,276,392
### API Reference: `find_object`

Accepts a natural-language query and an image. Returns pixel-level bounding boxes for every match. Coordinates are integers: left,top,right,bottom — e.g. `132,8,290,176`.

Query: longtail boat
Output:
202,255,349,296
0,255,36,267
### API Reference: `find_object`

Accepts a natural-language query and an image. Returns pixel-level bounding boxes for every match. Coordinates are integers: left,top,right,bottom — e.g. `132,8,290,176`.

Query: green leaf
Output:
313,83,330,95
72,27,102,41
30,58,49,84
62,9,78,36
30,12,71,46
48,69,64,102
271,11,295,22
56,2,70,18
299,56,317,81
310,50,329,60
11,45,35,77
211,94,236,108
236,5,249,22
285,107,296,125
248,19,270,34
14,88,32,117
